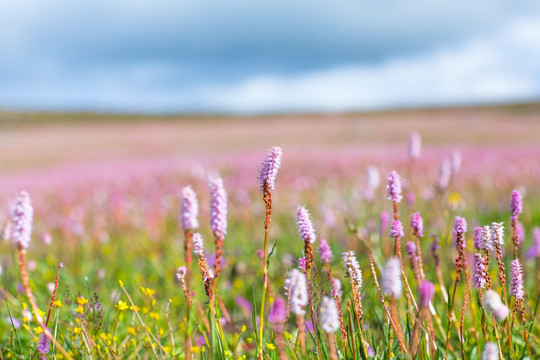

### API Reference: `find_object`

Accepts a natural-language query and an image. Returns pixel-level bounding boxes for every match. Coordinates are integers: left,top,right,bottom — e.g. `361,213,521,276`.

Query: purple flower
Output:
318,239,332,264
516,222,524,245
453,216,467,235
473,227,483,250
527,227,540,258
7,316,21,329
379,211,390,238
298,257,307,271
510,259,524,301
418,280,435,307
37,331,50,356
472,253,488,289
296,206,316,244
268,297,287,324
342,251,362,288
11,191,34,250
235,296,253,314
386,171,402,203
510,189,522,217
258,146,282,193
410,212,423,237
406,241,417,260
180,186,199,231
438,159,451,191
209,177,227,237
408,131,421,159
389,219,404,238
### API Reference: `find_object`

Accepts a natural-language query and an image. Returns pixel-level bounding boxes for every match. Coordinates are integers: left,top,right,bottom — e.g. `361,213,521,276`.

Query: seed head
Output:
258,146,282,193
483,290,502,314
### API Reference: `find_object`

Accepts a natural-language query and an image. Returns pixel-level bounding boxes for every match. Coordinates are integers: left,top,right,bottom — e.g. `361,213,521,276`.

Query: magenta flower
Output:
510,189,522,217
296,206,316,244
11,191,34,250
298,257,307,271
379,211,390,238
527,227,540,258
268,297,287,324
510,259,524,301
406,241,417,260
386,171,402,203
342,251,362,289
318,239,332,264
418,280,435,307
193,233,204,256
389,219,404,238
258,146,282,193
180,186,199,231
209,177,227,237
472,253,488,289
410,212,423,237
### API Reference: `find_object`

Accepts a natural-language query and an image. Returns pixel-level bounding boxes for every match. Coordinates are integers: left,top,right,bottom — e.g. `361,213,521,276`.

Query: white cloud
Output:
200,18,540,113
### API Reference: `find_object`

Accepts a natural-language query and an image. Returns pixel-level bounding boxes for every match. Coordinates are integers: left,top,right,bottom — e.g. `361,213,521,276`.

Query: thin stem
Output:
258,185,272,360
18,248,74,360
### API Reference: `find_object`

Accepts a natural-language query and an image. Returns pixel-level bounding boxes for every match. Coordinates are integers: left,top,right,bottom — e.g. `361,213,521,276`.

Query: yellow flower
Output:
130,305,141,312
266,343,276,350
115,300,129,311
149,312,160,320
283,331,293,341
73,327,81,335
118,280,124,287
34,326,43,334
140,287,156,297
53,300,63,307
75,306,84,314
240,325,246,332
191,346,200,354
37,309,46,318
77,297,89,305
127,326,137,336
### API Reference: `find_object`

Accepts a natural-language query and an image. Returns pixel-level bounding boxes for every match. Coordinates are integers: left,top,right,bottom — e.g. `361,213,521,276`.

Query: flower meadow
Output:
1,131,540,359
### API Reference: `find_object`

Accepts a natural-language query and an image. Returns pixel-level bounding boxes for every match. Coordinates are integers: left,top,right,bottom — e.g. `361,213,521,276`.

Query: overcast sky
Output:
1,1,540,113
